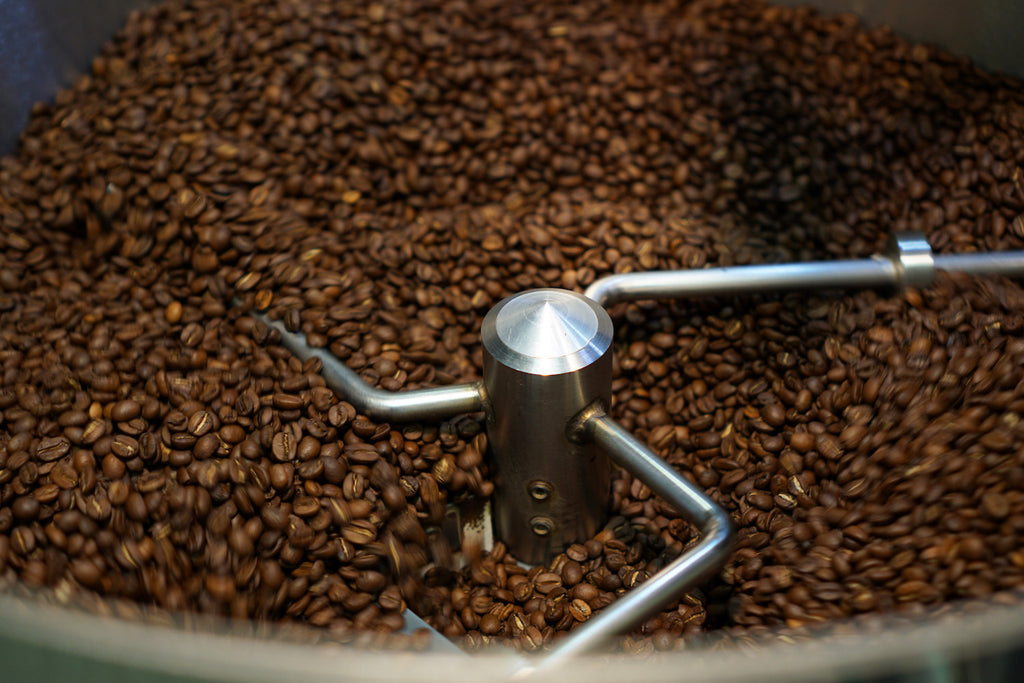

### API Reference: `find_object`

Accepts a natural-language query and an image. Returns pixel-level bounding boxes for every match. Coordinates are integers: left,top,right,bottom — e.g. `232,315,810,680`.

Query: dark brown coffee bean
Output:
11,497,40,521
272,393,304,410
36,436,70,462
292,497,319,517
125,492,148,521
205,574,236,602
229,527,255,557
194,433,220,460
11,527,35,555
569,598,592,622
534,572,562,594
109,435,139,460
761,403,786,427
296,436,321,461
110,400,142,422
982,491,1010,519
272,432,295,462
522,625,544,651
187,411,215,437
70,558,103,587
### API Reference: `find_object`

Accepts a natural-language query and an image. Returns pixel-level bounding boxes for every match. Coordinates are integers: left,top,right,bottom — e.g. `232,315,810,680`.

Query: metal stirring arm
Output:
258,314,484,422
583,231,1024,306
257,231,1024,423
530,404,734,669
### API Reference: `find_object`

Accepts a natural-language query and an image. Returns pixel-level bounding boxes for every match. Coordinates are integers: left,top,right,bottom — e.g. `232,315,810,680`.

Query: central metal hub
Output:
482,289,614,564
488,289,608,373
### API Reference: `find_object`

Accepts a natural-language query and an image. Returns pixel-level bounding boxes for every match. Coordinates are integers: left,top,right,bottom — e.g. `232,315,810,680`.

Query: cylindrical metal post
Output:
481,289,614,564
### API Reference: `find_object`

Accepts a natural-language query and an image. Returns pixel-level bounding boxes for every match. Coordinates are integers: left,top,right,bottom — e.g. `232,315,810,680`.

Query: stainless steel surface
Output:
776,0,1024,79
584,232,1024,307
885,231,935,289
0,0,156,154
934,252,1024,277
584,257,899,307
527,406,734,671
2,584,1024,683
481,290,614,565
486,290,609,375
254,311,484,422
403,611,467,655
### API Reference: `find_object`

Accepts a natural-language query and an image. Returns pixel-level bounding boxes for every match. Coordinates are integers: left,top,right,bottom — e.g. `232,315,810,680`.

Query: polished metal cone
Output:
482,288,613,375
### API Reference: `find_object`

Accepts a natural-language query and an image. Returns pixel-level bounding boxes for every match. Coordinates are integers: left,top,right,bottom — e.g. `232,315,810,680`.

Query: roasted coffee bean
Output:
110,400,142,422
569,599,592,622
109,435,139,460
11,497,40,521
271,432,295,462
534,573,562,595
36,436,70,462
187,411,215,437
11,527,35,555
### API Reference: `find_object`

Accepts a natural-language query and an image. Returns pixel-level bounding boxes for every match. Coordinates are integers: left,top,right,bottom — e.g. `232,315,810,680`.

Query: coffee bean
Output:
569,598,592,622
272,393,304,411
11,497,40,521
109,435,139,460
187,411,215,437
36,436,70,462
566,544,589,563
982,491,1010,519
560,560,583,586
11,527,35,555
761,403,786,428
296,436,320,461
70,558,103,587
110,400,142,422
125,492,147,521
522,625,544,651
271,432,295,462
534,573,562,595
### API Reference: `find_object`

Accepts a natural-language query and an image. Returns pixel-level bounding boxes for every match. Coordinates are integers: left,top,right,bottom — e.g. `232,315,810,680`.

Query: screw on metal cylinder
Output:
527,480,553,502
530,516,555,536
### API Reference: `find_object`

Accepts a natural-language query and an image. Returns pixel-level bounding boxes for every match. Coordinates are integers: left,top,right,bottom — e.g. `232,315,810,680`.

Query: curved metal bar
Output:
252,311,485,422
583,257,898,307
524,405,734,673
584,231,1024,307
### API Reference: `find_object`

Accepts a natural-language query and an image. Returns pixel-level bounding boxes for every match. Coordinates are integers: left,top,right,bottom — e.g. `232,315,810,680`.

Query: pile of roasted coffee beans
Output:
1,0,1023,655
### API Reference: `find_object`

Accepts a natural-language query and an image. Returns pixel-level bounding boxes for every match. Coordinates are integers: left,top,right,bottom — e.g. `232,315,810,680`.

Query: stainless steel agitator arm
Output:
256,314,485,422
582,231,1024,306
531,402,734,669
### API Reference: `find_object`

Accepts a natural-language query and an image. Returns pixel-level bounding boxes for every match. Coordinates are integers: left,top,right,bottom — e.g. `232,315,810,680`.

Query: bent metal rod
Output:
248,230,1024,665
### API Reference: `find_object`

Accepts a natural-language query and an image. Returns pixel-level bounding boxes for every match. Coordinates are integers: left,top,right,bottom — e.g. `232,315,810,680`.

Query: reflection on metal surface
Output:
252,309,485,422
482,289,614,565
584,232,1024,307
3,580,1023,683
775,0,1024,79
523,405,734,672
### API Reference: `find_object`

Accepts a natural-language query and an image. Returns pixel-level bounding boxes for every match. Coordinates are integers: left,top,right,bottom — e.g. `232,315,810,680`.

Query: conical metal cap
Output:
482,289,613,375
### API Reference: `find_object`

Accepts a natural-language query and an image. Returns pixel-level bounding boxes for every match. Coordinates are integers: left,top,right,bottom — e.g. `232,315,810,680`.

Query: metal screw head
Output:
527,480,553,502
530,516,554,537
